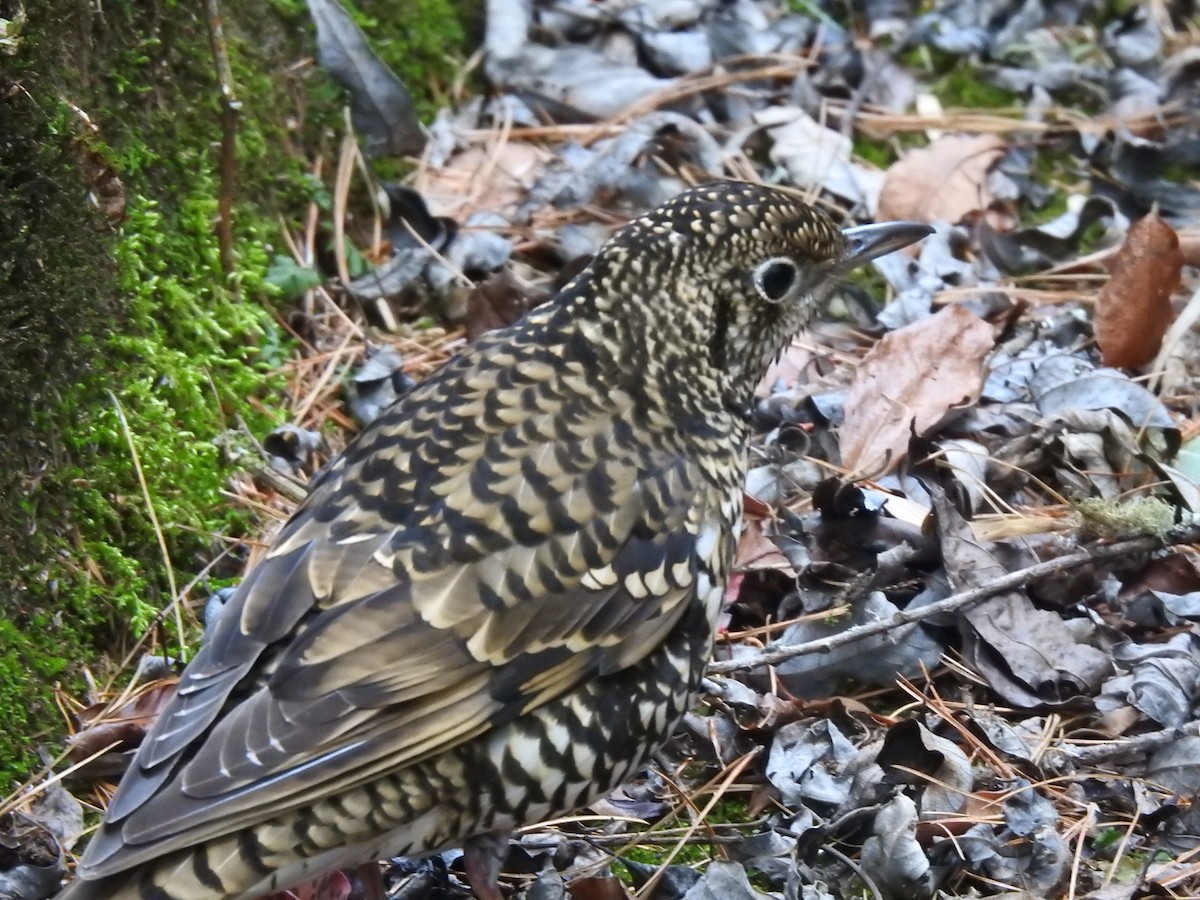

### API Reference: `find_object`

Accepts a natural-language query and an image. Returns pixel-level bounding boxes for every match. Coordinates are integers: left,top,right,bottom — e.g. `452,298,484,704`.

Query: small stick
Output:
206,0,239,281
708,525,1200,675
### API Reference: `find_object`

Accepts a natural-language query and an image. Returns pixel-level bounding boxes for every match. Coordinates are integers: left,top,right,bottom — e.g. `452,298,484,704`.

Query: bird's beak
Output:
838,221,934,269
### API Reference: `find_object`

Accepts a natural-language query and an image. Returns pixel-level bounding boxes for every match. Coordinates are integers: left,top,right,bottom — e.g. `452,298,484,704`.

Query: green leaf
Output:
266,254,322,298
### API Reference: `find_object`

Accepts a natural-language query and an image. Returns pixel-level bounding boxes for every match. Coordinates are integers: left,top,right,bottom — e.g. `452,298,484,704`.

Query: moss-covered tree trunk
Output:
0,0,469,783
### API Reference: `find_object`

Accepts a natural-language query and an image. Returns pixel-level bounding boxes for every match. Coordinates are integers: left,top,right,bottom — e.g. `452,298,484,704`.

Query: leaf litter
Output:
13,0,1200,898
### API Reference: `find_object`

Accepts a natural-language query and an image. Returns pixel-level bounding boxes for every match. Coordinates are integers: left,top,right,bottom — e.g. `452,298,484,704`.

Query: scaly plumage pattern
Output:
57,182,930,900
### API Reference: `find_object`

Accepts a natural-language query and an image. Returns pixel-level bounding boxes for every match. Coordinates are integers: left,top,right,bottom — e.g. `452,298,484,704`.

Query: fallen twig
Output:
708,524,1200,675
1058,721,1200,768
206,0,239,280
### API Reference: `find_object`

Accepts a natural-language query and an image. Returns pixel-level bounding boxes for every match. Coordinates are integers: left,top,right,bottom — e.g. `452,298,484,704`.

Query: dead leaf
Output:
1094,212,1183,368
416,143,552,220
307,0,423,158
755,340,816,398
734,516,797,575
464,270,549,340
931,486,1113,708
860,794,934,897
877,719,972,817
567,874,633,900
840,305,995,475
878,134,1007,224
68,680,178,764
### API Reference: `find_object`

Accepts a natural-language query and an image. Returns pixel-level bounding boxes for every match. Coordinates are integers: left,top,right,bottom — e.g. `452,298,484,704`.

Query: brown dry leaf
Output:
416,142,551,219
68,680,178,763
840,305,995,475
1094,212,1183,368
733,516,797,575
464,270,550,341
878,134,1007,224
568,875,633,900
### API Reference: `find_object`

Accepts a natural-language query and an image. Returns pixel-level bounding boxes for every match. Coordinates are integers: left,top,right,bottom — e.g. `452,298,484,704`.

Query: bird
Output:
56,181,931,900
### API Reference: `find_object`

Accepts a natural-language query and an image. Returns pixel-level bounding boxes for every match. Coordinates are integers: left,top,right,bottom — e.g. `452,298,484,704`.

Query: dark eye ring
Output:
753,258,798,303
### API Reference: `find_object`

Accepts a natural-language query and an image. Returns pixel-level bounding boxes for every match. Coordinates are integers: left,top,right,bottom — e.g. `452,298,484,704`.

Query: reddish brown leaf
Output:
68,680,178,763
568,875,633,900
1095,212,1183,368
840,306,995,475
464,270,550,341
733,516,796,575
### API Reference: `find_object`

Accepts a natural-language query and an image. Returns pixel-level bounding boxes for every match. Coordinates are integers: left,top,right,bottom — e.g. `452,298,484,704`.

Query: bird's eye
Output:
753,258,798,303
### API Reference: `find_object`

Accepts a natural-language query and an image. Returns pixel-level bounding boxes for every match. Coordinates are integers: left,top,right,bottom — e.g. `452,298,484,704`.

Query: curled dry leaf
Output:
878,134,1007,225
840,305,995,475
68,680,178,764
1094,211,1183,368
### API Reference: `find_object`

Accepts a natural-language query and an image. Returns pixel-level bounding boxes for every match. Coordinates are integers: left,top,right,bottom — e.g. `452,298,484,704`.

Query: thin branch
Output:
206,0,240,280
1059,721,1200,768
708,525,1200,675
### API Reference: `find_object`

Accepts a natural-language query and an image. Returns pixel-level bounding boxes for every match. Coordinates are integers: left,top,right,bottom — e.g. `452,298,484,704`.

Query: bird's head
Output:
576,181,932,403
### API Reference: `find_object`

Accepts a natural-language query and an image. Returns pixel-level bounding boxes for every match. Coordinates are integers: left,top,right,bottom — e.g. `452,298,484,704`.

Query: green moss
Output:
1075,496,1176,539
930,68,1020,109
0,0,473,783
852,136,894,168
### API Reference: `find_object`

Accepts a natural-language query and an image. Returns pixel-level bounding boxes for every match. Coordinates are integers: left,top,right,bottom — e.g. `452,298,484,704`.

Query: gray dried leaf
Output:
765,719,857,809
1148,591,1200,622
262,424,323,472
1129,656,1200,727
1104,7,1163,67
1032,358,1176,433
0,782,83,900
756,106,884,213
1003,781,1058,836
970,712,1044,763
306,0,423,157
621,859,699,899
517,112,721,222
877,721,972,817
345,247,430,303
860,794,934,899
426,214,514,319
489,45,672,120
0,864,62,900
681,861,769,900
637,29,712,74
932,487,1113,707
938,439,990,513
977,196,1120,274
774,592,943,698
348,345,414,426
956,822,1068,897
707,0,775,59
1146,735,1200,794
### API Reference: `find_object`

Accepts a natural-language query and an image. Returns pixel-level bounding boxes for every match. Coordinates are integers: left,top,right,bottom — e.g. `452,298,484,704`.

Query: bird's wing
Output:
80,338,735,878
